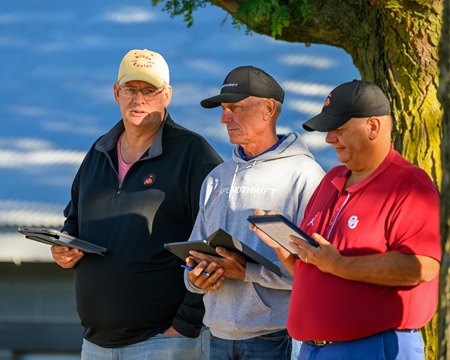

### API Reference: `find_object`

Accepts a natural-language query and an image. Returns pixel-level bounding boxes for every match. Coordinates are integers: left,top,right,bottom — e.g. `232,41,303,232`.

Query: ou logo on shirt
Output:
347,215,359,229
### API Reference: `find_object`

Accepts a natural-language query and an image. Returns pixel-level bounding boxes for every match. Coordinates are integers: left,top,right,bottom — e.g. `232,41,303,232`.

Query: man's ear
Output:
163,85,173,108
113,83,120,103
263,99,276,121
367,117,381,140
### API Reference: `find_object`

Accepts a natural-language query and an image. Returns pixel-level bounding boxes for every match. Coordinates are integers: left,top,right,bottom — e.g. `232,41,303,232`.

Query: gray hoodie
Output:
185,132,324,340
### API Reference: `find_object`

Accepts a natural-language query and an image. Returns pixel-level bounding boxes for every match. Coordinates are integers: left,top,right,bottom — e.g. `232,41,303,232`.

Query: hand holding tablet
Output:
247,214,319,259
164,228,282,276
17,227,108,256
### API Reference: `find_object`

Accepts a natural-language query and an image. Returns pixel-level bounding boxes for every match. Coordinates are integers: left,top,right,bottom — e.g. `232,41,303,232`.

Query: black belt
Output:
306,329,418,347
306,340,333,347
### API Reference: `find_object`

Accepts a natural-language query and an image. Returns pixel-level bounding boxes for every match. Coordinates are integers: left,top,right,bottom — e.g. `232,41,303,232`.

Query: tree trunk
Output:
354,1,442,187
438,0,450,357
352,4,443,356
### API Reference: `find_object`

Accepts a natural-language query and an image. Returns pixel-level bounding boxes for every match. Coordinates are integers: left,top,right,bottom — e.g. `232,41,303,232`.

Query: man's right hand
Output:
51,246,84,269
250,209,290,254
251,208,297,276
185,256,225,291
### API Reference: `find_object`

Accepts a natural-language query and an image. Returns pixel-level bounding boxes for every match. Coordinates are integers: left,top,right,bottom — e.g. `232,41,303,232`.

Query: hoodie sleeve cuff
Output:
244,262,261,282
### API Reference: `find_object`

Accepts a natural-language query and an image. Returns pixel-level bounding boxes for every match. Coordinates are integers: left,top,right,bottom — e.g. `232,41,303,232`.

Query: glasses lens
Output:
121,87,136,97
120,87,162,100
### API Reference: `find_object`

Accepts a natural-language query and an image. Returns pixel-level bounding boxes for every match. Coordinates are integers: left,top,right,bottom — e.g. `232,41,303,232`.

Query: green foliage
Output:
152,0,311,37
237,0,310,38
271,4,291,37
151,0,207,27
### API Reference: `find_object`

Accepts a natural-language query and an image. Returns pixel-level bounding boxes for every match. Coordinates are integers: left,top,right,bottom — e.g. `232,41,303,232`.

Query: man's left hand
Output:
163,326,181,336
289,233,341,274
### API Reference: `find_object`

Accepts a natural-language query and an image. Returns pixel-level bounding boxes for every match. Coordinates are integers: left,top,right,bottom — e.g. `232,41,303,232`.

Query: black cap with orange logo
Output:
302,80,391,132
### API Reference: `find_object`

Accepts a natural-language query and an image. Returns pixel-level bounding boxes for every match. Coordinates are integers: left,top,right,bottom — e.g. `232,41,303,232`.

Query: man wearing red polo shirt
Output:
253,80,441,359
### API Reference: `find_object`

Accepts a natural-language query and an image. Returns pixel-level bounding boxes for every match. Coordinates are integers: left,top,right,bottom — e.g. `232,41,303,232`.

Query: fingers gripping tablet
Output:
247,214,319,258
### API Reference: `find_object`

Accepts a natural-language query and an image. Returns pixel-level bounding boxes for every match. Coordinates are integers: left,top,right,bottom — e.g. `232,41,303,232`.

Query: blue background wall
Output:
0,0,359,228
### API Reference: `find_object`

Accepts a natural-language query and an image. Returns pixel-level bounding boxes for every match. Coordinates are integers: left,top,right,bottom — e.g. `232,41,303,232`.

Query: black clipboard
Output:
17,227,108,256
247,214,319,259
164,228,282,276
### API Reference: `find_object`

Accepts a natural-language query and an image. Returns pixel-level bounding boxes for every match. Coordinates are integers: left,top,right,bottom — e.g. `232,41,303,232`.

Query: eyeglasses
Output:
119,86,164,100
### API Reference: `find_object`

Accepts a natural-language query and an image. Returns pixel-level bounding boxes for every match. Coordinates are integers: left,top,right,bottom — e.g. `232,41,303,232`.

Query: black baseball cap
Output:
200,65,285,108
302,80,391,132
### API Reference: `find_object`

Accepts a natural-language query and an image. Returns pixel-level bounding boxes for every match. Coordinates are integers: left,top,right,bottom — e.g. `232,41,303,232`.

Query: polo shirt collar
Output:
331,146,396,193
96,112,168,159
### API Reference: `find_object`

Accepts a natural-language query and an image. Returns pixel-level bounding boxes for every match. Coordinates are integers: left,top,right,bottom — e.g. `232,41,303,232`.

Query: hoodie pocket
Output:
203,281,273,332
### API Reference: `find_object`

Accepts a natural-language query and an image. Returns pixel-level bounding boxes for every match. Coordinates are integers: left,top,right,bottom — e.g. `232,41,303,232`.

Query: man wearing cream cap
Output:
51,49,222,359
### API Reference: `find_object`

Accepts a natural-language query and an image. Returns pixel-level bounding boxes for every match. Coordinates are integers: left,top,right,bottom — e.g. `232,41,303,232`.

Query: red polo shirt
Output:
287,148,441,341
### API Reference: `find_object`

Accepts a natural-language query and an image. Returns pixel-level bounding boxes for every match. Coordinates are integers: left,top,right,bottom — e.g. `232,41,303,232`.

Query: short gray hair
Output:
274,100,282,119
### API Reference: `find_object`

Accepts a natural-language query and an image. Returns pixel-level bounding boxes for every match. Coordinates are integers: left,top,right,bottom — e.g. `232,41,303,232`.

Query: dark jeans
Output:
210,329,292,360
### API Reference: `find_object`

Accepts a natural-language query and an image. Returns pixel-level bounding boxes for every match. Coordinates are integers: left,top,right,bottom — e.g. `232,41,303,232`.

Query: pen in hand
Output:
181,264,210,277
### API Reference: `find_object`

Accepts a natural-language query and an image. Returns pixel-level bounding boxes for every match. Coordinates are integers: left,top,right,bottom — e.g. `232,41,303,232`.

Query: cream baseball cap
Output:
117,49,170,88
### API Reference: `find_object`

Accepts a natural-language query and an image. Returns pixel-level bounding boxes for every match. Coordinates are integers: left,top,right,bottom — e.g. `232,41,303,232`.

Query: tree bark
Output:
438,0,450,357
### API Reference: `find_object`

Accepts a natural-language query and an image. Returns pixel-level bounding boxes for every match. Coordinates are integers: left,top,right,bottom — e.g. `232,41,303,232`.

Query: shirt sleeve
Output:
172,292,205,337
387,169,441,261
61,161,83,236
244,262,293,289
244,161,324,289
184,205,208,295
174,137,222,335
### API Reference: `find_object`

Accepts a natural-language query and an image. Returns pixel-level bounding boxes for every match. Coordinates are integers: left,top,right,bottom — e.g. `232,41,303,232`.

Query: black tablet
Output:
247,214,319,258
17,227,108,256
164,228,282,276
163,240,219,260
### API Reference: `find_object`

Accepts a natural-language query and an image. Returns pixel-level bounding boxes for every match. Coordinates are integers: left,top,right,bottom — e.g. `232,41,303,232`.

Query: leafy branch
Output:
151,0,311,37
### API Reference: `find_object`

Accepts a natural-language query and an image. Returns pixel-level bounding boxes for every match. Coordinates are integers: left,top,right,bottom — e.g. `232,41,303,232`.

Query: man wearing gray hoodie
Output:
184,66,324,360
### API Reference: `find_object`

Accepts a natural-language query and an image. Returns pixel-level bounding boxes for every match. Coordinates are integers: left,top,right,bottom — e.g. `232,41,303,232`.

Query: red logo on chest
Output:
143,174,156,187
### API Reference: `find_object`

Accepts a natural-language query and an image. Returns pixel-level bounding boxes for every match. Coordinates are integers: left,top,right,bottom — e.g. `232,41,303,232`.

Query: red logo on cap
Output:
323,95,331,107
131,52,154,69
